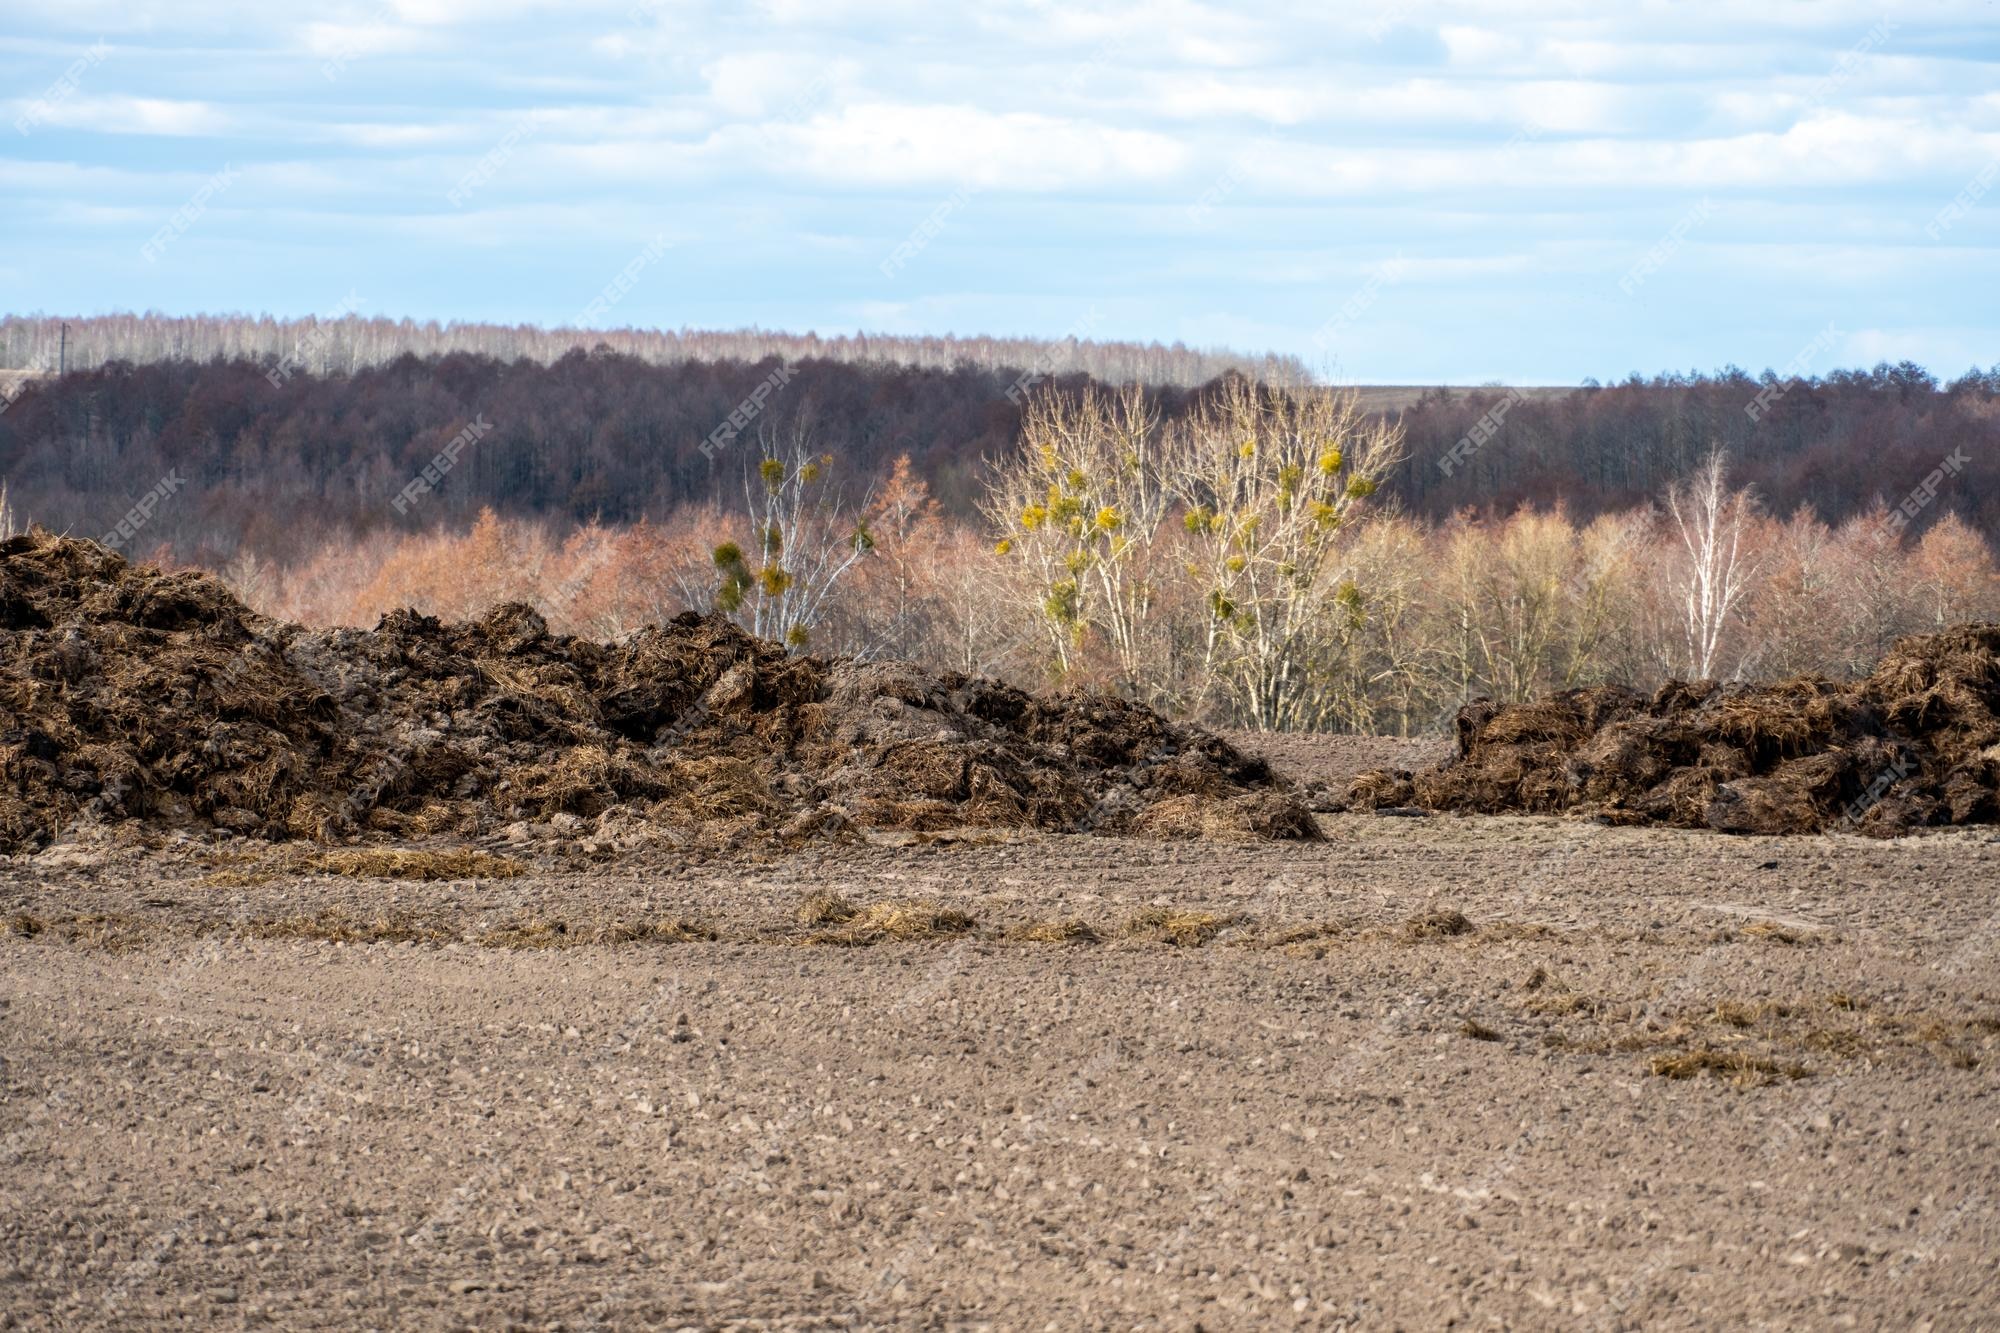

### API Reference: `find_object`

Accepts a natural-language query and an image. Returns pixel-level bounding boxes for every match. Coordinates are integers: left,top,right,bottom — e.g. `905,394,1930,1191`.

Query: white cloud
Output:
15,95,232,136
46,202,162,227
388,0,573,24
1437,25,1530,66
319,121,468,149
301,19,424,59
737,102,1190,190
701,52,845,117
1214,115,2000,199
752,0,935,26
1133,75,1324,125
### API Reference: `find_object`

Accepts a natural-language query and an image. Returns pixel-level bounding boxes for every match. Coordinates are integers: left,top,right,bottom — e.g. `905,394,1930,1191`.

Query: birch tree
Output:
1664,450,1760,679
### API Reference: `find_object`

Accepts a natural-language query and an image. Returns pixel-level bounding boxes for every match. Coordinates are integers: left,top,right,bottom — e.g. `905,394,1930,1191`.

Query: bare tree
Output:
1664,450,1761,679
714,409,872,651
981,385,1175,687
1166,377,1402,729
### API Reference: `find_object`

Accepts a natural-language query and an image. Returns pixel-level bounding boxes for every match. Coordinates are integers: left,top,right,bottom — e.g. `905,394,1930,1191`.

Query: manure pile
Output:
0,533,1316,853
1344,625,2000,835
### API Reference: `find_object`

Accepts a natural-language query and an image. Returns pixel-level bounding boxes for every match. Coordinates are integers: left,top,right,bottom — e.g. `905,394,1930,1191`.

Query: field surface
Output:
3,737,1997,1330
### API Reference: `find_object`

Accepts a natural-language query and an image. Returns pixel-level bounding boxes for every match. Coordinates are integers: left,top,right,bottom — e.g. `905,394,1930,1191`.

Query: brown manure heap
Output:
0,532,1315,852
1342,625,2000,835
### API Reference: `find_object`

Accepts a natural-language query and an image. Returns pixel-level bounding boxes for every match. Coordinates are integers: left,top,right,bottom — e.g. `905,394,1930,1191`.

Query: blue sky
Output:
3,1,1998,383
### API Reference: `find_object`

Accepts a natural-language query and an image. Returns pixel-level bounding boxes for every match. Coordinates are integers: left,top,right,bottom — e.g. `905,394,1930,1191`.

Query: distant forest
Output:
0,313,1305,389
1,346,1993,567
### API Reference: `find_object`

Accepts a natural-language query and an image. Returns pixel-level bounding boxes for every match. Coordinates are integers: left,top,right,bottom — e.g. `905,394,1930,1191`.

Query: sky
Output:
3,0,1998,384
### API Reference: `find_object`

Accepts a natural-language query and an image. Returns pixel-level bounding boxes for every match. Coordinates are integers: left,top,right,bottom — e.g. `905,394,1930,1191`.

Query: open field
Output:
10,7,1998,1330
3,738,1997,1330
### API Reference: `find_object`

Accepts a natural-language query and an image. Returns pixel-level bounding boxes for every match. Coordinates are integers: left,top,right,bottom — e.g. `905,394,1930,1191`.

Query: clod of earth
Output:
1340,624,2000,835
0,532,1318,852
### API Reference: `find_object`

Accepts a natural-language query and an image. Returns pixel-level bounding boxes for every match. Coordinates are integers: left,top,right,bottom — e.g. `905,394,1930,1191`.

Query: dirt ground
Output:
3,736,1998,1330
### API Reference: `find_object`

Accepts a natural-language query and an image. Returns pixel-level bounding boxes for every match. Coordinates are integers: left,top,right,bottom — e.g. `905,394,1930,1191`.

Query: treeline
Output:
1389,363,2000,530
0,313,1303,390
1,349,1995,570
0,351,1116,560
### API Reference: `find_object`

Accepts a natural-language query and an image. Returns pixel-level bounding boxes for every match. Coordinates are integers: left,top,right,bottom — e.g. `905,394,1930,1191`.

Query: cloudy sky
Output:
3,1,1998,382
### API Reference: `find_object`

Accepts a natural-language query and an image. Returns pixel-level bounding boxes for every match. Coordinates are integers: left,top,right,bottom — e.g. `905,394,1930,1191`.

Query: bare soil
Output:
4,744,1998,1329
